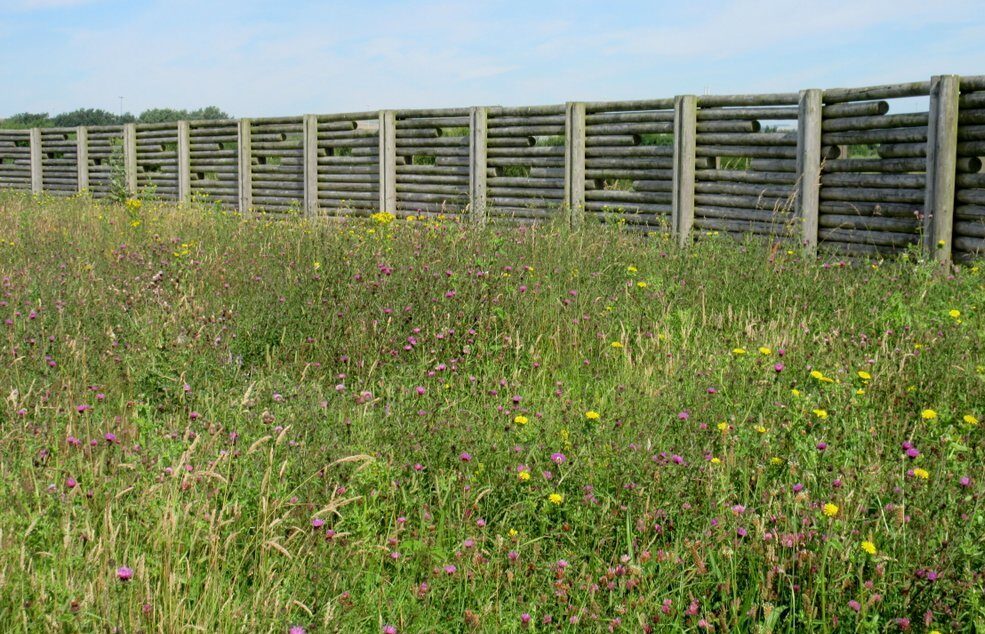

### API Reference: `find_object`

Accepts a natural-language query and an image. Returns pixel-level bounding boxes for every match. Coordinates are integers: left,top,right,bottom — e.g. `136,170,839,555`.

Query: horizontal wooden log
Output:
584,201,670,214
823,81,930,103
695,205,794,222
487,187,563,199
956,188,985,205
957,125,985,142
396,136,468,147
694,217,793,235
823,127,927,145
487,146,564,157
586,123,672,135
695,193,794,210
585,135,640,147
959,91,985,109
956,140,985,157
492,104,567,117
821,172,925,188
876,143,926,159
396,183,467,196
818,227,918,247
695,181,793,197
697,106,798,120
489,177,564,188
958,109,985,125
697,132,797,146
954,220,985,238
822,112,927,132
585,145,672,157
487,157,566,167
748,159,797,172
584,98,674,113
955,204,985,218
631,180,673,192
585,111,674,125
488,197,556,208
818,200,922,217
820,186,924,204
397,164,469,175
822,101,890,118
695,169,796,184
822,157,928,173
488,125,565,137
698,93,798,107
398,174,465,185
954,235,985,253
586,190,671,203
582,157,675,169
818,213,918,232
488,115,564,127
487,137,535,148
696,145,797,159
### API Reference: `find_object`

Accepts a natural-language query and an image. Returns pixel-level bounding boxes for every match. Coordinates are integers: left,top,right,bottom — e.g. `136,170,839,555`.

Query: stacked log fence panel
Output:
249,117,303,214
39,127,79,195
86,125,125,199
135,123,178,200
582,99,675,231
486,104,567,224
0,130,32,190
394,108,470,219
316,111,381,217
692,94,801,240
954,76,985,260
817,83,931,256
187,120,239,207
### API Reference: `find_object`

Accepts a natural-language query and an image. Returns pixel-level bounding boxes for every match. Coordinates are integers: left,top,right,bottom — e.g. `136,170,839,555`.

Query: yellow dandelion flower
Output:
948,309,961,318
732,348,747,355
518,471,531,482
770,457,783,465
610,341,624,348
913,468,929,480
717,422,728,432
755,425,767,433
710,457,721,464
856,389,866,395
636,281,647,288
822,503,839,518
921,409,938,420
758,347,772,355
861,541,877,555
514,415,529,425
548,492,564,505
508,528,518,537
857,370,871,381
791,389,801,397
964,414,979,425
626,265,637,273
313,261,321,270
813,409,828,419
810,370,824,380
585,411,600,420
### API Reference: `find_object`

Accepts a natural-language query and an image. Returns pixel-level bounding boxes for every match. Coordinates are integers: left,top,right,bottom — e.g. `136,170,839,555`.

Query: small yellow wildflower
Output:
610,341,624,349
518,471,531,482
857,370,871,381
810,370,824,380
369,211,395,225
514,415,529,426
791,389,801,397
710,457,721,464
130,219,141,228
861,541,877,555
508,528,518,537
921,409,938,420
770,457,784,465
754,425,767,434
949,309,961,318
964,414,979,425
758,347,772,355
813,409,828,419
548,493,564,505
913,468,929,480
856,389,866,395
313,261,321,270
124,197,142,212
732,348,747,355
626,265,637,273
717,422,728,432
585,411,600,420
636,281,647,288
822,503,839,518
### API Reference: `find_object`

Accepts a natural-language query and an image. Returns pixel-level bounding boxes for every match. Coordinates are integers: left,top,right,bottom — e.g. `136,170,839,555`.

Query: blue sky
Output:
1,0,983,118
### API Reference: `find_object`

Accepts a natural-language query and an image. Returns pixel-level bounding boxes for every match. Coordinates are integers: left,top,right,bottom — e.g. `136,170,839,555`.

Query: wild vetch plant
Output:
0,191,982,632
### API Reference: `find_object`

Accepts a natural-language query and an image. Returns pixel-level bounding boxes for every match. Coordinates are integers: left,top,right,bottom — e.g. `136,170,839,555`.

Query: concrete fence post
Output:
469,106,488,224
303,114,319,217
123,123,137,196
76,126,89,193
177,121,191,203
237,119,253,216
378,110,396,214
564,101,586,228
796,89,823,256
671,95,697,247
924,74,960,262
30,128,42,194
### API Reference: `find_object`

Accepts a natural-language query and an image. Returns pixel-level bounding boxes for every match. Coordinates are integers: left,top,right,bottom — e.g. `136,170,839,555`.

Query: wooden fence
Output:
2,74,985,261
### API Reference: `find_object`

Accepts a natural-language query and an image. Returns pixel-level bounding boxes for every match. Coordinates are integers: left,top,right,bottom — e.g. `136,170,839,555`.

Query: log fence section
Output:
3,74,984,261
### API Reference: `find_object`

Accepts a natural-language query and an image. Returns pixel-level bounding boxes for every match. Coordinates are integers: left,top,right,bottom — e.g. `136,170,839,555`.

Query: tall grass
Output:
0,192,982,632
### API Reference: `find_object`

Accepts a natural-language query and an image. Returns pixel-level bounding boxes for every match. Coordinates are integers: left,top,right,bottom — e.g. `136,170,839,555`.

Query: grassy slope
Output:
0,192,982,632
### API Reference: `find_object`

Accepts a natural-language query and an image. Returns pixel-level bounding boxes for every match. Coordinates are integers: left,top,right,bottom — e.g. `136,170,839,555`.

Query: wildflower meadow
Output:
0,191,982,632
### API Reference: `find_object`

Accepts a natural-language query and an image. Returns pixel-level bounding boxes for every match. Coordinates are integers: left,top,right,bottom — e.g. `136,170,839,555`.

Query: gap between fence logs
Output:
11,74,984,262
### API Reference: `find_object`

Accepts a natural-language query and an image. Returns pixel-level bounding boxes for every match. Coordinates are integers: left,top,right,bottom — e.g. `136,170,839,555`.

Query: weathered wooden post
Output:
378,110,396,214
177,120,191,203
564,101,586,228
29,127,42,194
796,89,823,256
469,106,488,224
303,114,319,217
76,126,89,193
671,95,697,247
237,119,253,216
924,74,960,261
123,123,137,196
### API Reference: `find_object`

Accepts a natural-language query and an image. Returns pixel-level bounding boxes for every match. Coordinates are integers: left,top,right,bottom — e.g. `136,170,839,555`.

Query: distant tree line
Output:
0,106,230,129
